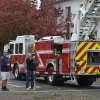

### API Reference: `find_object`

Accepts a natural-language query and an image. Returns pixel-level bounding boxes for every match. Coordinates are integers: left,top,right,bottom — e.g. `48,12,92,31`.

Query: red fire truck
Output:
35,36,100,86
6,35,100,86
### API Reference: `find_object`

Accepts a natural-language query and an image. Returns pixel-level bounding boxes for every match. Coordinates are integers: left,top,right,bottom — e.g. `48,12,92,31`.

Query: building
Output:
54,0,84,39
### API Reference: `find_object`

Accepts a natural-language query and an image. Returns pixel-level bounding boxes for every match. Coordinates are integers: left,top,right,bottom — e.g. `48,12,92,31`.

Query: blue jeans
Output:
26,70,34,89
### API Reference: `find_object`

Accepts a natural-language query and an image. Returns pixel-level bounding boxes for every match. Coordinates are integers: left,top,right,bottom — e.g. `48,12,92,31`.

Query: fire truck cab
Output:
8,35,35,79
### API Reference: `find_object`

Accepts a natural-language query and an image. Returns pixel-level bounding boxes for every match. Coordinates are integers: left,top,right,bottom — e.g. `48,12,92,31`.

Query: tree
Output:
0,0,39,55
0,0,38,45
35,0,65,38
0,0,67,54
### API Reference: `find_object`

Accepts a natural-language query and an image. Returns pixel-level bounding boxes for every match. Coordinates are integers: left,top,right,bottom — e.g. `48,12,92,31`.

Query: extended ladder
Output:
72,0,100,41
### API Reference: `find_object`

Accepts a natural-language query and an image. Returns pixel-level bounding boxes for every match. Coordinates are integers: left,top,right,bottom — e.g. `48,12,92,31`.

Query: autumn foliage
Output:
0,0,66,46
0,0,38,45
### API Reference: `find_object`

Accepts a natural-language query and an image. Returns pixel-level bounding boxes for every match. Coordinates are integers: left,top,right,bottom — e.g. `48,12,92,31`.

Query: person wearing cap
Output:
0,51,11,91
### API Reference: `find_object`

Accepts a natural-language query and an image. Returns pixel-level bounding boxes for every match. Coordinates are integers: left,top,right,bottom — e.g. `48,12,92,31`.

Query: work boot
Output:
2,86,5,91
4,87,9,91
2,86,9,91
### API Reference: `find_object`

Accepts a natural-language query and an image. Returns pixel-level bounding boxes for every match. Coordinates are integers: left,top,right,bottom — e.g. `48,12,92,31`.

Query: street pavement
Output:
0,74,100,99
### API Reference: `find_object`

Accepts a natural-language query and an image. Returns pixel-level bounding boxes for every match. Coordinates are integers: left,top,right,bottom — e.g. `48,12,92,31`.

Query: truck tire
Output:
47,67,64,86
77,77,94,86
14,65,22,80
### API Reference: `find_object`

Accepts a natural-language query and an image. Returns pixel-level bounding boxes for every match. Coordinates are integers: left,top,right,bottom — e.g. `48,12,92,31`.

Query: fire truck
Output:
6,0,100,86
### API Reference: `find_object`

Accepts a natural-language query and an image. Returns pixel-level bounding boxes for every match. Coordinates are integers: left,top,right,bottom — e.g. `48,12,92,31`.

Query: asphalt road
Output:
0,74,100,99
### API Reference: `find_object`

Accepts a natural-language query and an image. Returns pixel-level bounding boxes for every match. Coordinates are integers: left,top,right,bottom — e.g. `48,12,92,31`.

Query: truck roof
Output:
36,36,65,44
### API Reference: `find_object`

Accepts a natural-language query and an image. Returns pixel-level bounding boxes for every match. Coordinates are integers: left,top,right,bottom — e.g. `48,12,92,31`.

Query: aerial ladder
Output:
71,0,100,41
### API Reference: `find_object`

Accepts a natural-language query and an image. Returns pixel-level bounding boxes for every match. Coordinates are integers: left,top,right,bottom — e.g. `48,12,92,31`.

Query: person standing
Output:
26,53,36,90
0,51,11,91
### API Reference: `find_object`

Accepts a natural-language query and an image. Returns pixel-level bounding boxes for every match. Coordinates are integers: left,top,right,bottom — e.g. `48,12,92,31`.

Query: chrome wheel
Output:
48,75,53,83
15,67,19,78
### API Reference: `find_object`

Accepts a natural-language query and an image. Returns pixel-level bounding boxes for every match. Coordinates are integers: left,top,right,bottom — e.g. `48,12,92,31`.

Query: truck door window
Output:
54,44,62,55
87,51,100,65
19,43,23,54
9,44,14,54
15,44,18,54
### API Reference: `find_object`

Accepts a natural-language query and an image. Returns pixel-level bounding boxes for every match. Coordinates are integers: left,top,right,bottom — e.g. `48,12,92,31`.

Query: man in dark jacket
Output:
26,53,36,90
0,51,11,91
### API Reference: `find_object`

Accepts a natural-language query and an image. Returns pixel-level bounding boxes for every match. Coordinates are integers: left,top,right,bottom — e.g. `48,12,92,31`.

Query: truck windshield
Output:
87,51,100,65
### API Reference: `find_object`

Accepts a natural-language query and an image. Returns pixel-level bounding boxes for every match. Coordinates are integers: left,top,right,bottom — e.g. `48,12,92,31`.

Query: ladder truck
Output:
34,0,100,86
70,0,100,86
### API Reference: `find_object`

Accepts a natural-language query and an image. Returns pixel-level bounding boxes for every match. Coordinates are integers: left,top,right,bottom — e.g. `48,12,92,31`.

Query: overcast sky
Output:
37,0,41,8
